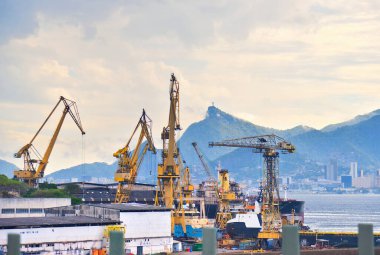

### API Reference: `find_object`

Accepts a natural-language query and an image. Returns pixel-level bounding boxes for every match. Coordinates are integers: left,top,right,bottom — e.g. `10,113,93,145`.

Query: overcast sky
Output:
1,1,380,173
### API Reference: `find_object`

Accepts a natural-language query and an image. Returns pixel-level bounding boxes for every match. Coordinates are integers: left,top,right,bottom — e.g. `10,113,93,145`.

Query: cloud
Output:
1,1,380,172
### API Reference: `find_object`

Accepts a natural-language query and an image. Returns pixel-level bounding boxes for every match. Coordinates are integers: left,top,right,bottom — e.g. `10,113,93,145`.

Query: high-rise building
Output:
341,175,352,188
350,162,358,178
326,159,338,181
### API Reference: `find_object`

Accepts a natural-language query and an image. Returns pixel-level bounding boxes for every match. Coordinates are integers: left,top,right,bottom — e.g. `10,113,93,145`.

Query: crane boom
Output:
209,134,295,238
155,73,186,234
191,142,215,181
14,96,85,187
114,109,156,203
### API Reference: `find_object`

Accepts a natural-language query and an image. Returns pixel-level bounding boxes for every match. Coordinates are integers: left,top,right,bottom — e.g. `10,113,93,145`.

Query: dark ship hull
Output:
198,200,304,219
226,212,262,239
225,200,305,240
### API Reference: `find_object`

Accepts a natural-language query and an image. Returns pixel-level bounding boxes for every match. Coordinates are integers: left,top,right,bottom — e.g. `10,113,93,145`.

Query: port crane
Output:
192,142,235,229
14,96,85,187
113,109,156,203
209,135,295,241
155,73,186,233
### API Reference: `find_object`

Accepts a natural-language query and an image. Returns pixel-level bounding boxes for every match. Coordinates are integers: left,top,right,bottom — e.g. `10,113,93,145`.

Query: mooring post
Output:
109,231,124,255
7,234,20,255
202,227,217,255
358,223,374,255
282,225,300,255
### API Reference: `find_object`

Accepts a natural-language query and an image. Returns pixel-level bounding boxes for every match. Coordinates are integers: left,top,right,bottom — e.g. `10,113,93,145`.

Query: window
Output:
1,208,15,214
30,208,43,213
16,208,29,214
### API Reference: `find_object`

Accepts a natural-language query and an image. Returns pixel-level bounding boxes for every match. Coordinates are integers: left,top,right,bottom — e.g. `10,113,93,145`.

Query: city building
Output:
326,159,338,181
341,175,352,188
352,175,375,189
0,198,70,218
350,162,358,178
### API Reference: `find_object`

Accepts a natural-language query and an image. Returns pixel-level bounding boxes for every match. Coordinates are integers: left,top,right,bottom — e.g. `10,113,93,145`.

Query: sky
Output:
1,0,380,173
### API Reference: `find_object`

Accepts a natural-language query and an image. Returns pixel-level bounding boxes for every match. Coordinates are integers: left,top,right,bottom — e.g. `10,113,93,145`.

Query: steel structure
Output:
191,142,214,181
155,73,186,233
113,109,156,203
192,142,235,229
209,134,295,239
14,96,85,187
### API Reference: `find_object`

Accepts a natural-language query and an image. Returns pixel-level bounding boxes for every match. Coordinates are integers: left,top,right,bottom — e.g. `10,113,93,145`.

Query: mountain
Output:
322,109,380,132
177,106,313,181
42,106,380,184
292,115,380,168
0,159,19,178
214,114,380,182
45,162,117,182
45,150,159,184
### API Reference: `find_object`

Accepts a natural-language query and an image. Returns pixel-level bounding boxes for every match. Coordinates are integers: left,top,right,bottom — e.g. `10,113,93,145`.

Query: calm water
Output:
288,193,380,232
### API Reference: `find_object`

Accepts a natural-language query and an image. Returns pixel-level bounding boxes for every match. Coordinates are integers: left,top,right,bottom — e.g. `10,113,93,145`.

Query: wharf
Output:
177,248,380,255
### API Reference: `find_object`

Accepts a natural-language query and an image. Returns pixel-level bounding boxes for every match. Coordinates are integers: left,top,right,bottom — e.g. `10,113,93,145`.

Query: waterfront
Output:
289,193,380,232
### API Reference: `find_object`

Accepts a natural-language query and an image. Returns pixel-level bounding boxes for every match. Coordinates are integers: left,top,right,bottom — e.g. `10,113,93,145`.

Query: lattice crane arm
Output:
209,134,295,154
192,142,215,181
114,109,156,203
13,96,85,187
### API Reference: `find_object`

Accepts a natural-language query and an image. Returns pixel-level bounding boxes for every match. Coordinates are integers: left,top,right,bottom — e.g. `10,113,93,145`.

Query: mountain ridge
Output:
2,106,380,183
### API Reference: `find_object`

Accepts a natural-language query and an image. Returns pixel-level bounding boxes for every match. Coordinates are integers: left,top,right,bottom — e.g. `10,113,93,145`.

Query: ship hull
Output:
226,222,261,239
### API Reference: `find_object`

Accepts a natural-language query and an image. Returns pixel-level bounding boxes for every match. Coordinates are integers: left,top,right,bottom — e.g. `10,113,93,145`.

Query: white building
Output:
350,162,358,178
0,203,172,255
0,198,70,218
0,216,119,254
94,203,173,254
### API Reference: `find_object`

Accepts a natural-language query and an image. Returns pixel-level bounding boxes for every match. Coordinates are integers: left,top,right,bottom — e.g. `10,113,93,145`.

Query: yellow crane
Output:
216,167,236,229
13,96,85,187
113,109,156,203
209,134,295,246
192,142,235,229
155,73,186,233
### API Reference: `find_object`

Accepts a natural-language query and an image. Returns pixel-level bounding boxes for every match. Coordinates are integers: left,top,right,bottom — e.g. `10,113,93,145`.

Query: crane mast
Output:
113,109,156,203
209,134,295,239
14,96,85,187
155,73,186,233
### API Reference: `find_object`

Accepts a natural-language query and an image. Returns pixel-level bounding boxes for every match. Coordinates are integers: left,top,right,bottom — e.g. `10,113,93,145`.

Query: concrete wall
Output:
0,198,71,218
120,211,171,239
120,210,173,254
0,225,105,254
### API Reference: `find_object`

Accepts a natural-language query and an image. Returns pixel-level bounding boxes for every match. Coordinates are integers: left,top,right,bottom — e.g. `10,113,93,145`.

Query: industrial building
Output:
0,203,172,255
0,216,119,254
55,182,156,204
0,198,70,218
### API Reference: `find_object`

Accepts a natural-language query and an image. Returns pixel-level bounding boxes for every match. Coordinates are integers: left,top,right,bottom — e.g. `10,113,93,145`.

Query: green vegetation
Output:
0,174,29,197
0,175,82,204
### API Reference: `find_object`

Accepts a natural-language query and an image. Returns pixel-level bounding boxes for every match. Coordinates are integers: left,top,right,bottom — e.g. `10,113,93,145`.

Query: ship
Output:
226,211,262,239
173,203,215,239
225,185,305,239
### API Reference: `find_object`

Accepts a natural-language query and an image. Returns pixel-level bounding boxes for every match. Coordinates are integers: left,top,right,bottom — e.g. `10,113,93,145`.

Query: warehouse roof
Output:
93,203,171,212
0,216,120,229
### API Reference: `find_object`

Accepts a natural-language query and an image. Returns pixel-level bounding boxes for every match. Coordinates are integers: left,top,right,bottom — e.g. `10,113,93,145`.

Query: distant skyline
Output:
1,1,380,172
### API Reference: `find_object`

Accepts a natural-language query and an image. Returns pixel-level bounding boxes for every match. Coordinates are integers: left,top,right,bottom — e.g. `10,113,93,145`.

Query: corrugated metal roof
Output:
92,203,171,212
0,216,119,229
